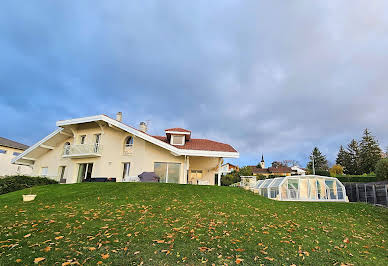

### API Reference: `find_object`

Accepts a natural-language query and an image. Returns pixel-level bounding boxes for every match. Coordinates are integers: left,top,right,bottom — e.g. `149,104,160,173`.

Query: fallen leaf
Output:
235,258,244,264
264,257,275,261
101,254,110,259
153,240,165,243
43,246,51,252
34,257,45,263
55,236,64,240
24,234,31,238
88,247,96,251
16,259,22,263
343,238,350,244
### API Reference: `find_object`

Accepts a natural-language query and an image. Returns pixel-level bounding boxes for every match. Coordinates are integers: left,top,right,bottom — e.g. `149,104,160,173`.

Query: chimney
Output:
139,121,147,133
116,112,122,122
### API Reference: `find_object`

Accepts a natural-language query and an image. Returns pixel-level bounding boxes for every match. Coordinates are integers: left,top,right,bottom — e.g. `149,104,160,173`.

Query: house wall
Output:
30,123,220,184
0,145,32,177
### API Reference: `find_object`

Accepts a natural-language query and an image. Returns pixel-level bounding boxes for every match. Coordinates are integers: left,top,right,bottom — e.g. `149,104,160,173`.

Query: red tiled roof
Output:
153,136,237,153
165,128,191,133
250,166,292,174
101,115,236,154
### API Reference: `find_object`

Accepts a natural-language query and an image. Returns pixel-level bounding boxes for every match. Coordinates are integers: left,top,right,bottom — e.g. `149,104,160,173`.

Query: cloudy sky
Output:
1,1,387,167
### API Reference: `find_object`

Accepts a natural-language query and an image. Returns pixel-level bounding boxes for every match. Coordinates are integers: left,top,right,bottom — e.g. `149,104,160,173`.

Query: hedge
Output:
0,175,58,195
336,175,382,183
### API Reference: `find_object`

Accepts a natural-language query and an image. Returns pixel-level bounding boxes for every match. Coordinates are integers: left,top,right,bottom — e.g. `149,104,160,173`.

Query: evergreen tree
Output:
359,129,382,174
307,147,329,172
346,139,362,175
336,145,350,173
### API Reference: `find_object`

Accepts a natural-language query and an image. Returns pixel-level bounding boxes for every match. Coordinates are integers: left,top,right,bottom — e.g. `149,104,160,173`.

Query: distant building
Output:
291,166,306,176
0,137,32,176
220,163,239,176
249,155,292,177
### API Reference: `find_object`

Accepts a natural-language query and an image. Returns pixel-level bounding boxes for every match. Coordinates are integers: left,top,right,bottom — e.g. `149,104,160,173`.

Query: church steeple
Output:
260,154,265,168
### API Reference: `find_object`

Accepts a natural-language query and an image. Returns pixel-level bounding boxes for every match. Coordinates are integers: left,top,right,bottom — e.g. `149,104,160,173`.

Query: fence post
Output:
364,184,367,203
385,185,388,206
372,185,376,205
356,183,359,202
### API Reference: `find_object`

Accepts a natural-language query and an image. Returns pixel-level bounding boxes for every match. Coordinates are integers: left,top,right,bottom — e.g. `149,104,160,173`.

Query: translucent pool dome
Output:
241,175,348,202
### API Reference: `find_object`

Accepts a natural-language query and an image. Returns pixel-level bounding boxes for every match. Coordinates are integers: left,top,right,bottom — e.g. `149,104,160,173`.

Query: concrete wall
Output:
31,123,220,184
0,145,32,177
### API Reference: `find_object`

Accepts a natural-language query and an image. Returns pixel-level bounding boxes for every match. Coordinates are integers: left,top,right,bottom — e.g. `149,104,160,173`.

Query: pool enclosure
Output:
240,175,348,202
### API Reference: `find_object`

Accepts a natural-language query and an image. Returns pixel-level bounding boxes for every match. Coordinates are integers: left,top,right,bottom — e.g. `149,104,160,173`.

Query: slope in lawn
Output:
0,183,387,265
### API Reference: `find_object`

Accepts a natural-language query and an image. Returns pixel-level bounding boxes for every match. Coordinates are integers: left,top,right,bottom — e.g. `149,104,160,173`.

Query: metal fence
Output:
344,183,388,206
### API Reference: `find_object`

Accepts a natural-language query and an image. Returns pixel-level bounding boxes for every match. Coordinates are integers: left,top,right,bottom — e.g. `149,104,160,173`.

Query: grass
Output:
0,183,387,265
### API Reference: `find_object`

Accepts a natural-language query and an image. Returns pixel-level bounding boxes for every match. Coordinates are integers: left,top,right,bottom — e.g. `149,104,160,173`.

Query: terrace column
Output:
217,158,222,186
183,156,190,184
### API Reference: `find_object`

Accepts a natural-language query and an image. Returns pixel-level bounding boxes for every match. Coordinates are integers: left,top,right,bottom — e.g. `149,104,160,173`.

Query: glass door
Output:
77,163,93,182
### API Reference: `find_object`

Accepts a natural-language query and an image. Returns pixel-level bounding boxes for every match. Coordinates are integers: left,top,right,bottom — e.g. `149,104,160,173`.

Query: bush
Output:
375,158,388,181
314,170,331,176
336,175,381,183
0,175,58,195
330,164,344,176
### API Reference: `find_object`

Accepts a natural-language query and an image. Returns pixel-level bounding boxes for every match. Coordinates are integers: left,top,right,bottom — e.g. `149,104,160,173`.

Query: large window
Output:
58,166,66,183
154,162,180,183
122,162,131,180
190,170,203,184
13,152,21,156
0,149,6,154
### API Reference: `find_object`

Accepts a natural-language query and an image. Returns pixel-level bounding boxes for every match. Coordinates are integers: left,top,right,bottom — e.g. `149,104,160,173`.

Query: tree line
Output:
306,129,386,176
336,129,383,175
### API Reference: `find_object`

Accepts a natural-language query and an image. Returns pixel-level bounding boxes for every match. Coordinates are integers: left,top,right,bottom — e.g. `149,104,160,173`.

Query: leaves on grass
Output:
24,233,31,238
33,257,45,263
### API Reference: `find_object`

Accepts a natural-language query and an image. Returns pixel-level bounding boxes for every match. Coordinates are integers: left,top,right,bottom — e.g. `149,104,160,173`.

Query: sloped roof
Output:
250,166,292,174
153,136,237,152
0,137,29,150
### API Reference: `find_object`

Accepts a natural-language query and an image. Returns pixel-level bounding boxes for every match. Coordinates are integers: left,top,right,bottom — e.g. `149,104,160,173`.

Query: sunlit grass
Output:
0,183,387,265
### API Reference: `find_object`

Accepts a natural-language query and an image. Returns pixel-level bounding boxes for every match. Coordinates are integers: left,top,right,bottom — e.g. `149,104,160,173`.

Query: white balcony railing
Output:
63,144,103,158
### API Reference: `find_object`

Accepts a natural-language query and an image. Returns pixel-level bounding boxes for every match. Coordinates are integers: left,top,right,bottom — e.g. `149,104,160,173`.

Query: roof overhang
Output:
12,128,70,165
13,115,239,163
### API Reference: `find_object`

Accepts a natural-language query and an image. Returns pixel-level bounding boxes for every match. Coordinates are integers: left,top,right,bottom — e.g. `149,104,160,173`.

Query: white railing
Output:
63,144,103,156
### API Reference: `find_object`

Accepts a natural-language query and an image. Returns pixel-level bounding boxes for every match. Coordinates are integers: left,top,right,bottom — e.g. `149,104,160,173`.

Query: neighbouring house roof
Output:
12,114,239,165
222,163,238,168
0,137,29,150
153,136,237,153
250,166,292,175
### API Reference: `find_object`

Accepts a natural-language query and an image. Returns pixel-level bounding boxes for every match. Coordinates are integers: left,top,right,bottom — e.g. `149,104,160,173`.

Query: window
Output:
190,170,203,184
13,152,21,156
58,166,66,183
77,163,93,182
122,163,131,179
41,167,48,176
125,136,133,147
80,135,86,144
94,134,101,153
171,135,185,145
0,149,6,154
63,142,71,155
154,162,180,183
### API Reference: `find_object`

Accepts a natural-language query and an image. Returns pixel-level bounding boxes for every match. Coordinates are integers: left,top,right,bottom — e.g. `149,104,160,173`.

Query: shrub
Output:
0,175,58,195
375,158,388,181
330,164,344,176
314,170,331,176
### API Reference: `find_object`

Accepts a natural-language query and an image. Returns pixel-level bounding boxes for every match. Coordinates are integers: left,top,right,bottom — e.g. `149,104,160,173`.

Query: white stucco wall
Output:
0,146,32,177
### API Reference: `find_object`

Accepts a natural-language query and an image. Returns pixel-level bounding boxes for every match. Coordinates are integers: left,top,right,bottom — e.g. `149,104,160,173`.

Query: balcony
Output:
63,144,103,158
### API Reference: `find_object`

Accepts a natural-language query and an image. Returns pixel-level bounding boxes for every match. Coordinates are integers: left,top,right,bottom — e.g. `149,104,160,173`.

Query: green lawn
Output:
0,183,387,265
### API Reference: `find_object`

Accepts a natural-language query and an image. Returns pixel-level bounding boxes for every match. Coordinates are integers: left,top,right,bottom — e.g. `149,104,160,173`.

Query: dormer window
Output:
165,128,191,146
171,135,185,145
